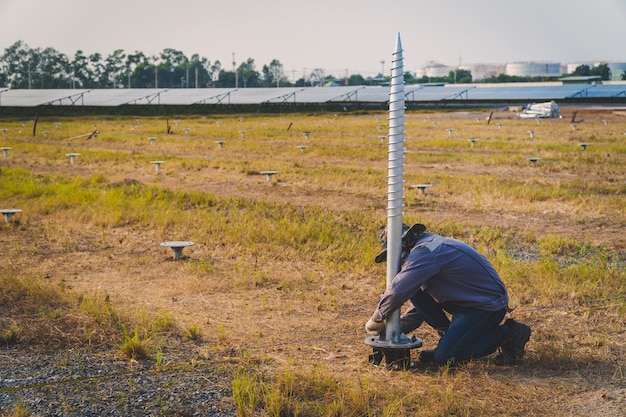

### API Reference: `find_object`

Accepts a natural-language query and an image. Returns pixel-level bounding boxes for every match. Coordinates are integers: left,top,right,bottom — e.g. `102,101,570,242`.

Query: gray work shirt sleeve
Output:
372,236,442,321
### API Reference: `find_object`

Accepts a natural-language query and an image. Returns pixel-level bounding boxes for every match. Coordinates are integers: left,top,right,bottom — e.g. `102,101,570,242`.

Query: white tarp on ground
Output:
518,100,560,118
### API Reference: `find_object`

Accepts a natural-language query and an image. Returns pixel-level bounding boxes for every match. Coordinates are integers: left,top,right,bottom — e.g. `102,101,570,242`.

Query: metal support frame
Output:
45,90,89,106
194,89,238,105
442,86,476,101
567,84,598,98
336,86,366,103
124,89,168,106
270,88,304,104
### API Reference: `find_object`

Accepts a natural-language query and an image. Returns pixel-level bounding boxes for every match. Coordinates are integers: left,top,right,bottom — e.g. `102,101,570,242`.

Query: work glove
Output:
365,317,385,336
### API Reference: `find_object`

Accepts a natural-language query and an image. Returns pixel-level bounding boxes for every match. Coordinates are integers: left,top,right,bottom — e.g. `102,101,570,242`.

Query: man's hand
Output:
365,317,385,335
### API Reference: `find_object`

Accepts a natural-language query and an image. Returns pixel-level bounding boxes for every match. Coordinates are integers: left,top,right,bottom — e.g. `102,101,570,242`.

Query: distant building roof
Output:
559,75,602,84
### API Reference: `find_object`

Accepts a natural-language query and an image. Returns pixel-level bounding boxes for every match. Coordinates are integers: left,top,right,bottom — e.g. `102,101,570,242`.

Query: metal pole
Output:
383,33,406,343
364,34,422,369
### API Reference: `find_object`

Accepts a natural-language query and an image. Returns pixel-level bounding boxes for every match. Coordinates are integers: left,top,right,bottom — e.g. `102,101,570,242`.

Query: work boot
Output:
418,349,436,363
495,319,531,365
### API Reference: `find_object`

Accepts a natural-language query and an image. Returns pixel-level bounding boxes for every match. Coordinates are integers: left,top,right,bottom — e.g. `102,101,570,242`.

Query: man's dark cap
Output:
374,223,426,263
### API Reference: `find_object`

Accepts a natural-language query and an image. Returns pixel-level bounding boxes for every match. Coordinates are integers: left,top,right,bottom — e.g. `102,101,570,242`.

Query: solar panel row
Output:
1,84,625,107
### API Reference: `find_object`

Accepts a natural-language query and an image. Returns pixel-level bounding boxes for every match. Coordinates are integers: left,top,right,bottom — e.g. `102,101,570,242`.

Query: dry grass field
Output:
0,106,625,416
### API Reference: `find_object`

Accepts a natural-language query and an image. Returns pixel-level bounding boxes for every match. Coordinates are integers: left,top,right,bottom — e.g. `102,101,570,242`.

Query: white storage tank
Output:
460,63,506,81
505,61,562,77
416,61,454,79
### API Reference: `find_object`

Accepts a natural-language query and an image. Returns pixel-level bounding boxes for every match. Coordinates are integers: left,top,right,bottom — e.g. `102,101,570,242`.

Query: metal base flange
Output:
364,334,422,370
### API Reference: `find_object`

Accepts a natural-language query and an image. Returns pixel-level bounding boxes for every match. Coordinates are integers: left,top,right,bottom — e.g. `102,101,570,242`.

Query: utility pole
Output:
232,52,238,88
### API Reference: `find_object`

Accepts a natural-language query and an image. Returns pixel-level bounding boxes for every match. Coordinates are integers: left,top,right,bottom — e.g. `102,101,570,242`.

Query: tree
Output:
2,40,32,88
130,59,155,88
187,54,211,88
124,51,148,88
572,64,591,76
71,50,91,88
348,74,366,86
482,73,532,83
455,68,472,83
590,63,611,81
262,59,287,87
403,72,417,85
36,47,69,88
1,43,69,89
160,48,189,88
160,48,188,67
215,69,236,88
309,68,325,87
238,58,260,88
105,49,127,88
156,48,200,88
88,52,108,88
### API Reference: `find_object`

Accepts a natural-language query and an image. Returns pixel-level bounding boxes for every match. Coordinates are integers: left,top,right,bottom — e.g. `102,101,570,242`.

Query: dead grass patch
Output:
0,108,624,415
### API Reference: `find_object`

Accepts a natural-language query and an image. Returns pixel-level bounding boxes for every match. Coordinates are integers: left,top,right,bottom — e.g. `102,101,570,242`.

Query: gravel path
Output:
0,346,236,416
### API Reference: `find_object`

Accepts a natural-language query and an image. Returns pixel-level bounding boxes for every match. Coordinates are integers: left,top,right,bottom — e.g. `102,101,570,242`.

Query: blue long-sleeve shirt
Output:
373,233,509,321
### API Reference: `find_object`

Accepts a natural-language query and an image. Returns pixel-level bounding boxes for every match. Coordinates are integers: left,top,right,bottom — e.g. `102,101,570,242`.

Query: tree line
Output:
1,40,621,90
0,41,391,89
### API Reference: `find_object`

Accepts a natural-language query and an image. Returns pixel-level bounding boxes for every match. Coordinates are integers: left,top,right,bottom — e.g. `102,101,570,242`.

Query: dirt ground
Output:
1,107,625,415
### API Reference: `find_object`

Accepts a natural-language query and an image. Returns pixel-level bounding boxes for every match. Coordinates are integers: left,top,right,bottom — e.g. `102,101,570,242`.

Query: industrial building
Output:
418,60,626,82
415,61,455,79
505,62,563,78
458,63,505,81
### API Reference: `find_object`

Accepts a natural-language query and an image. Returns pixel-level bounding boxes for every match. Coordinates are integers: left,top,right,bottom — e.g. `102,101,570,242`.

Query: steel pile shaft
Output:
383,33,406,343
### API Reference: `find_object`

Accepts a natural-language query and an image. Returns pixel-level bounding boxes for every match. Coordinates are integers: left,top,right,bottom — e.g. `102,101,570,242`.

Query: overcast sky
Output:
1,0,625,79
